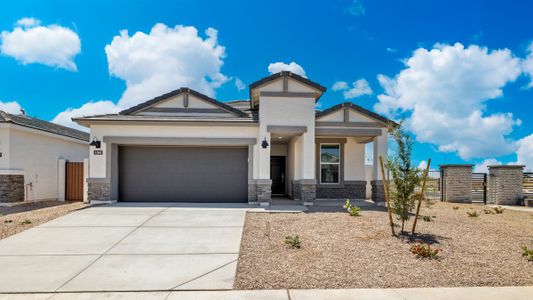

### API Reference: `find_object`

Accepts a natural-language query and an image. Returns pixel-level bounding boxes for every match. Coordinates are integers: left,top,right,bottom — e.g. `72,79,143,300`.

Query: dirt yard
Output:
0,201,88,239
234,202,533,289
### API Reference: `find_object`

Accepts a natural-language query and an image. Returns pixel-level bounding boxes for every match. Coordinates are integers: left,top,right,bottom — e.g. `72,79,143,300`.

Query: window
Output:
320,144,340,184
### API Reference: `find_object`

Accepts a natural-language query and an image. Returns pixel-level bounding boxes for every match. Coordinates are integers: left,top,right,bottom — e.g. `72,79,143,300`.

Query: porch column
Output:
371,130,388,204
299,131,317,205
256,131,272,205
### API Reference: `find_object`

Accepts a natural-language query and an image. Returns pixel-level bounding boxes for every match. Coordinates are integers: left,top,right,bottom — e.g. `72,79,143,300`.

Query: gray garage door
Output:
118,146,248,202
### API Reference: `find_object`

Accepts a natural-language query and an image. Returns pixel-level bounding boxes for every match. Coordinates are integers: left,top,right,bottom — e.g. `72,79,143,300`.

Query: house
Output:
74,71,391,205
0,111,89,203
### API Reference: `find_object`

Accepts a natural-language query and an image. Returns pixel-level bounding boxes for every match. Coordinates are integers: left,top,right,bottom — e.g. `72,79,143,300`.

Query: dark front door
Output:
270,156,286,195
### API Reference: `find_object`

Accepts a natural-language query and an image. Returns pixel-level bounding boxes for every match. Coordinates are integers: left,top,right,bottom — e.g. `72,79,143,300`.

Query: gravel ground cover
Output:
234,202,533,289
0,201,88,239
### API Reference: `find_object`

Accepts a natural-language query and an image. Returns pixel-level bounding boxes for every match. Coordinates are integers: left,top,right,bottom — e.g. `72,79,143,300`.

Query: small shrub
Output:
422,215,432,222
483,209,494,214
453,206,459,210
343,199,361,216
284,235,301,249
522,246,533,261
493,207,505,214
4,220,13,224
21,219,32,225
410,242,441,259
467,211,479,217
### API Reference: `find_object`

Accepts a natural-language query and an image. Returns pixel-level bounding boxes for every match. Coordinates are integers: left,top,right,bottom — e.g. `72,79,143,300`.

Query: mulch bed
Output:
0,201,88,239
234,202,533,289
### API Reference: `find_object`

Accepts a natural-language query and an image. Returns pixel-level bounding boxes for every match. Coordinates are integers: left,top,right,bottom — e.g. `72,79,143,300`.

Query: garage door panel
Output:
119,146,248,202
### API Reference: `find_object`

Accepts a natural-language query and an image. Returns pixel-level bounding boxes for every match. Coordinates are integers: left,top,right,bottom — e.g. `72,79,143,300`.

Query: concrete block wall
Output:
440,165,473,203
487,165,524,205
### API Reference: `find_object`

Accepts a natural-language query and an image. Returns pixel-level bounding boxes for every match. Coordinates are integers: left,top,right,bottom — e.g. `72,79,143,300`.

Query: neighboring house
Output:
0,111,89,203
74,71,392,205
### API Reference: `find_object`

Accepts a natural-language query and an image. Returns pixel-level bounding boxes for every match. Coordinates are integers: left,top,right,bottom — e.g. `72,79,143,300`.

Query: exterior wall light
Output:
89,137,101,149
261,138,269,149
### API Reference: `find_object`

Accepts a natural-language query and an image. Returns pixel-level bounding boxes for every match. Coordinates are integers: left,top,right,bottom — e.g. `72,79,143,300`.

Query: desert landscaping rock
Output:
234,202,533,289
0,201,87,240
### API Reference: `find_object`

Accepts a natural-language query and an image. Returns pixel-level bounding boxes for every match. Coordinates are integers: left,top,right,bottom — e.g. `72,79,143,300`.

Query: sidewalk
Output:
1,286,532,300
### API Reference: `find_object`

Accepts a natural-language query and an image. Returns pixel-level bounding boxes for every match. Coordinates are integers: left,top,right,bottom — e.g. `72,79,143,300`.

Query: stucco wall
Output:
344,137,365,181
89,124,260,179
7,125,88,201
0,127,10,169
258,96,316,180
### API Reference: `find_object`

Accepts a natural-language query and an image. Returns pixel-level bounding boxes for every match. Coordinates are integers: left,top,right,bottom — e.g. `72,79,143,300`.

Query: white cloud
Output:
52,100,121,131
386,47,398,53
417,160,428,170
332,78,372,99
1,18,80,71
105,23,228,109
234,77,246,91
375,43,522,159
0,100,23,114
16,18,40,28
516,134,533,171
267,61,306,77
523,41,533,88
345,0,366,16
332,81,349,91
474,158,501,173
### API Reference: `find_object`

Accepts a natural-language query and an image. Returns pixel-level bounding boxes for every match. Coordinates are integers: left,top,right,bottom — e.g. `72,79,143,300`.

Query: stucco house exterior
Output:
0,111,89,203
74,71,391,205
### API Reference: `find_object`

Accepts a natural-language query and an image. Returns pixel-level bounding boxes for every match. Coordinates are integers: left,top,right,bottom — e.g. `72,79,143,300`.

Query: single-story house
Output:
74,71,392,205
0,111,89,203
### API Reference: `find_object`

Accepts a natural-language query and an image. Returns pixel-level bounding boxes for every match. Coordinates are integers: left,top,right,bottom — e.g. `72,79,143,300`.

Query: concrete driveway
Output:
0,202,249,293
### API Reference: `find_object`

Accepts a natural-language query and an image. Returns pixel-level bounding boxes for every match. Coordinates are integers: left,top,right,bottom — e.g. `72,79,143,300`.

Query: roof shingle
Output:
0,111,89,142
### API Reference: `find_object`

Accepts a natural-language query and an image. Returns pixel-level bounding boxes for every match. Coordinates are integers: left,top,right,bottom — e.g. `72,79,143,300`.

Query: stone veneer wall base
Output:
87,179,111,202
316,181,366,199
292,179,316,205
371,180,385,204
0,175,24,203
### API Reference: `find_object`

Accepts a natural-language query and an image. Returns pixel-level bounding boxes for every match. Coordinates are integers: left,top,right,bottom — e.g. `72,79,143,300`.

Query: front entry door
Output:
270,156,286,195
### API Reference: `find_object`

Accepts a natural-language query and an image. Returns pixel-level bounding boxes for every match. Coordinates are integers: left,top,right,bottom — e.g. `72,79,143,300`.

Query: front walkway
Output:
1,286,532,299
0,202,249,293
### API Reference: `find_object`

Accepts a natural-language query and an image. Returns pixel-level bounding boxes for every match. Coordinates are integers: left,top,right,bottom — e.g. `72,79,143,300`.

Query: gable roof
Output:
315,102,397,127
249,71,327,93
0,111,89,141
119,88,248,117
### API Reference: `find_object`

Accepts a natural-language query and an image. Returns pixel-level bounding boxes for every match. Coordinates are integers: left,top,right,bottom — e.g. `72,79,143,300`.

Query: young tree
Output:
388,123,421,234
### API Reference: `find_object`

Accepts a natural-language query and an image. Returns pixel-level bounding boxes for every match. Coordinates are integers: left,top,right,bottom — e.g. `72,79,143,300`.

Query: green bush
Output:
343,199,361,216
285,235,301,249
20,219,32,225
521,246,533,261
467,211,479,218
493,207,505,214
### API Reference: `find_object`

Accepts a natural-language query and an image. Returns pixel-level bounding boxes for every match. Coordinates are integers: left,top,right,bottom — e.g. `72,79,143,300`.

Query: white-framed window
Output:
320,143,340,184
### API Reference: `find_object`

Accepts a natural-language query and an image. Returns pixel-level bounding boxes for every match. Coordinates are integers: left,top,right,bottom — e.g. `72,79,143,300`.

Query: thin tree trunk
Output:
412,158,431,234
379,156,395,236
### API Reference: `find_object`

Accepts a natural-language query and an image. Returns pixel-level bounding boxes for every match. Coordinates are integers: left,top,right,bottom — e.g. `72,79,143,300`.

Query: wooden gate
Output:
66,162,84,201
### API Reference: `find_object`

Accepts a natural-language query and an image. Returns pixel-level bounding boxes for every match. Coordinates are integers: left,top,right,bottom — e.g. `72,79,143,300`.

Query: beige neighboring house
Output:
0,111,89,203
74,71,393,205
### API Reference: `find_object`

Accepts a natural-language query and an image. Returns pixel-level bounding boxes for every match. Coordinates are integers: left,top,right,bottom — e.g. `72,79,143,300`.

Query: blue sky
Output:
1,0,532,170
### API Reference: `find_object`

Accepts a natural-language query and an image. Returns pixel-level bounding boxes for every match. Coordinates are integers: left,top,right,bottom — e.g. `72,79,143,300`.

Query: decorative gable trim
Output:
249,71,327,93
119,88,248,117
315,102,397,127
